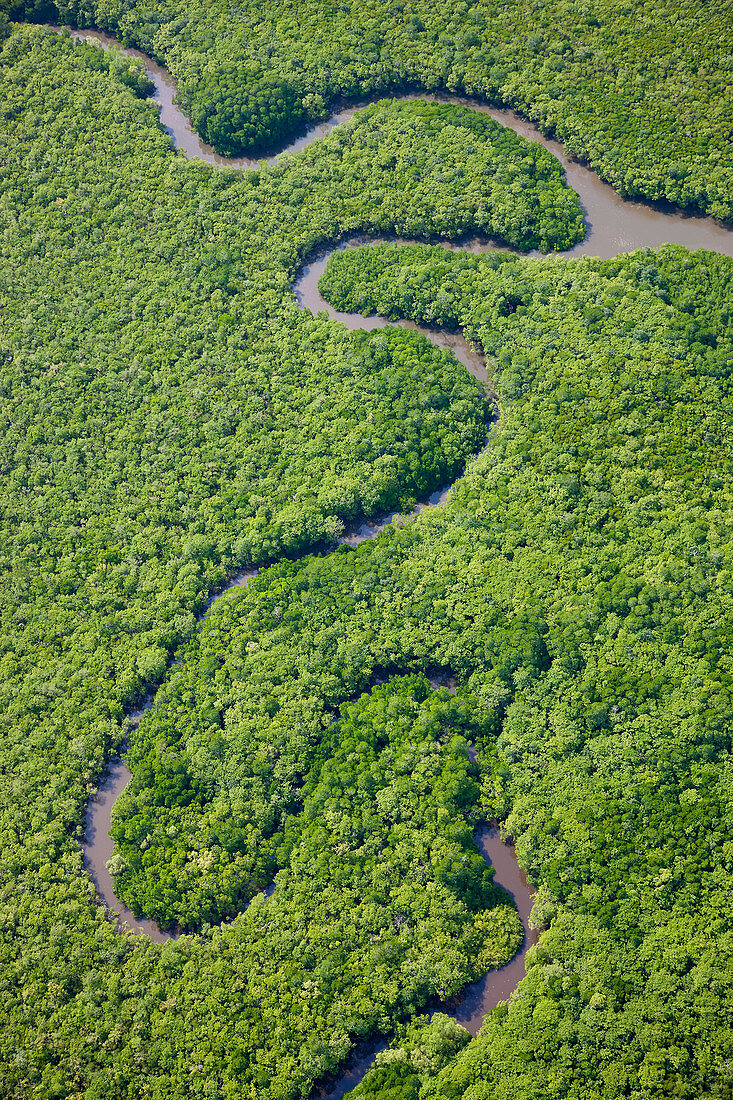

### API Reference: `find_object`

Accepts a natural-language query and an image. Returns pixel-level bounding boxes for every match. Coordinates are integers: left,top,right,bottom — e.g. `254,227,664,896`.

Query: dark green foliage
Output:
100,234,733,1095
309,99,585,251
45,0,733,217
109,676,522,1088
111,648,503,929
352,1014,471,1099
0,28,499,817
65,34,156,95
316,240,733,1097
0,27,532,1099
0,0,56,21
191,63,306,155
110,236,733,1093
2,15,733,1100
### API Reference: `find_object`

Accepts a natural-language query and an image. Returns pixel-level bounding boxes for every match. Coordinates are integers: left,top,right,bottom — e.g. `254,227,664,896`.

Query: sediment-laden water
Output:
53,20,731,1093
53,26,733,260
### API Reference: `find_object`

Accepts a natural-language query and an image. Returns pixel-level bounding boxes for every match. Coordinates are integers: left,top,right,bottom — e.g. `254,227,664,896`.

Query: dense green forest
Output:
2,8,733,1100
112,673,523,1086
351,1014,473,1099
0,22,570,1099
315,241,733,1095
4,0,732,218
108,238,733,1095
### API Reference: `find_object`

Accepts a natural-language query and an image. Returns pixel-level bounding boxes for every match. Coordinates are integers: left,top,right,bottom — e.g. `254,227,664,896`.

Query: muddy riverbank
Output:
313,825,537,1099
293,240,489,380
54,20,724,1094
85,753,536,1094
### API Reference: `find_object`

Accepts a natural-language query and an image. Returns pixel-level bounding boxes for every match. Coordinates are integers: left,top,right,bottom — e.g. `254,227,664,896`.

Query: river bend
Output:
54,26,733,260
54,18,731,1095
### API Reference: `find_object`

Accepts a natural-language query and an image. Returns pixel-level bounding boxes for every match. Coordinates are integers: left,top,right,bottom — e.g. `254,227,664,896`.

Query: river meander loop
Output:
58,19,732,1095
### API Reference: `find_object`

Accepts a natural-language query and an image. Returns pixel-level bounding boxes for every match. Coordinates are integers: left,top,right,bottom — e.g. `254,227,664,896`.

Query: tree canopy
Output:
1,15,733,1100
6,0,731,218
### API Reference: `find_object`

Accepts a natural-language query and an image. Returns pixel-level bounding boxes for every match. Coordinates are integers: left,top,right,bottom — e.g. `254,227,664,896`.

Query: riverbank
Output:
49,25,733,261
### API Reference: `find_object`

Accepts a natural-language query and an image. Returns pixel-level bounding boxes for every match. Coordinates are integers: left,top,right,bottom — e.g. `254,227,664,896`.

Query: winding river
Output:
54,25,733,261
58,20,733,1095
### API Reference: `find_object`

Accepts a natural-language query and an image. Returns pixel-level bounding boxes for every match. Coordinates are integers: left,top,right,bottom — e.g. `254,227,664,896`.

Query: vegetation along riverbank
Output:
1,8,733,1100
5,0,732,219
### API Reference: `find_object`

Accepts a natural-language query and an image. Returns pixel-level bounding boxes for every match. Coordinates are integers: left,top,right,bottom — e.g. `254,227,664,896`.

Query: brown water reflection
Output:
314,825,536,1099
83,752,169,942
58,20,719,1092
293,242,489,382
454,826,538,1034
55,27,733,260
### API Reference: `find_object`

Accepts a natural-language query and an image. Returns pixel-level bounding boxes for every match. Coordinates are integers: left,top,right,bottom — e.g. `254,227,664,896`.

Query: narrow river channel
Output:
52,25,733,261
53,19,732,1096
83,501,539,1094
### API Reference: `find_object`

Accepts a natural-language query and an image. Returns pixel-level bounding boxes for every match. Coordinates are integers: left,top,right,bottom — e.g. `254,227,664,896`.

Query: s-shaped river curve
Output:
52,25,733,260
58,19,731,1095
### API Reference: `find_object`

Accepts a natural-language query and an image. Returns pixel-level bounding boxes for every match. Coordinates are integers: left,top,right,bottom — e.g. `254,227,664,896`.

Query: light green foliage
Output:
78,35,155,95
0,26,543,1099
0,26,500,866
15,0,730,217
106,238,733,1095
112,618,515,932
108,235,733,1094
294,100,585,251
316,240,733,1096
1,14,733,1100
351,1013,471,1099
109,676,522,1092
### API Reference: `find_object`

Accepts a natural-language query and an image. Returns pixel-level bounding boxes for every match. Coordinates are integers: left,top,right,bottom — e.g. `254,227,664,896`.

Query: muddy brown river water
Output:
54,26,733,261
83,507,537,1092
58,25,733,389
51,21,731,1093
